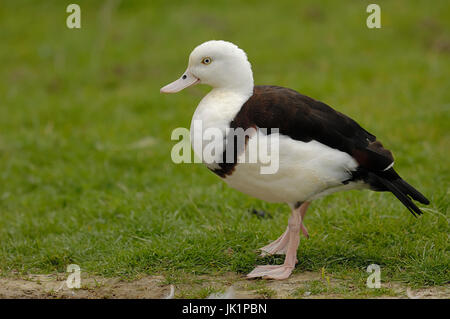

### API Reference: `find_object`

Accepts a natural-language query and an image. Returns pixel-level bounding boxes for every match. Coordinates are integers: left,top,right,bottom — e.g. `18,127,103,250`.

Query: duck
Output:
160,40,430,280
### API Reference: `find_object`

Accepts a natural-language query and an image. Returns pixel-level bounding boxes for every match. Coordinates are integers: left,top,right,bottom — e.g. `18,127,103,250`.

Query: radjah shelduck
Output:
160,40,430,280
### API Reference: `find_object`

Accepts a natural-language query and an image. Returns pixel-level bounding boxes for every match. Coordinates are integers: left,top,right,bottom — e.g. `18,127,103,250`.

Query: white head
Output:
160,40,254,95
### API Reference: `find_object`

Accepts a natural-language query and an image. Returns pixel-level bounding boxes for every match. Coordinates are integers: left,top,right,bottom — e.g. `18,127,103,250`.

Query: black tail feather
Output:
367,172,426,217
392,179,430,205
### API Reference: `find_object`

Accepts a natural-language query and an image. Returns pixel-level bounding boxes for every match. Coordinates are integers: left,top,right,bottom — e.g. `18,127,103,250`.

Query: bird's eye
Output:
201,57,212,65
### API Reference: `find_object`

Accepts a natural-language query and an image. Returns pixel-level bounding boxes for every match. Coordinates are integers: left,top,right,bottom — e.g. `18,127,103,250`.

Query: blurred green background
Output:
0,0,448,290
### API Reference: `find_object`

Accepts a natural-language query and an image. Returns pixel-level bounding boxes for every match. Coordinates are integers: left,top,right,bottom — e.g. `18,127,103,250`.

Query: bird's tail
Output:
367,168,430,217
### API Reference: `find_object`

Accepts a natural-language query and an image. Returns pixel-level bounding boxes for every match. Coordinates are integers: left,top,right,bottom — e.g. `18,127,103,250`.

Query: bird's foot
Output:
259,230,289,256
247,264,295,280
259,226,308,257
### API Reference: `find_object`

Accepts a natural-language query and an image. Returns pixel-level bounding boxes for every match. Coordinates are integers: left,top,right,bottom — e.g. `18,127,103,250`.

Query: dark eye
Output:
201,57,212,65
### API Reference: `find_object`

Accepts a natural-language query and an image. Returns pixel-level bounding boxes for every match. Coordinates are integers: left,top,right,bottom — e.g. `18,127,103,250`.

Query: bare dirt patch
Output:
0,272,448,299
0,274,170,299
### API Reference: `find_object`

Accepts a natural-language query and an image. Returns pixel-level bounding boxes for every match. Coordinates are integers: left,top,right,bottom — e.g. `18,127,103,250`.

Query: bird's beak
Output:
160,70,200,93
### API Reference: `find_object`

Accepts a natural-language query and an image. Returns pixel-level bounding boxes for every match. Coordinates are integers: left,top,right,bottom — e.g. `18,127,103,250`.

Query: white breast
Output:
190,88,251,168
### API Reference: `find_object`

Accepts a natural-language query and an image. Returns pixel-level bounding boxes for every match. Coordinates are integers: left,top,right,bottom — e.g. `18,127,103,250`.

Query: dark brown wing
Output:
231,85,394,172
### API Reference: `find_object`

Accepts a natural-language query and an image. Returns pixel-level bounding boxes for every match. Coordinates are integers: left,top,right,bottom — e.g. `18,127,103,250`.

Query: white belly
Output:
221,132,363,203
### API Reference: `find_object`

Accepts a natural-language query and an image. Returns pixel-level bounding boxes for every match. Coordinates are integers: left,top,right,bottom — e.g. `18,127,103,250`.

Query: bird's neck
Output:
190,85,252,149
210,65,254,98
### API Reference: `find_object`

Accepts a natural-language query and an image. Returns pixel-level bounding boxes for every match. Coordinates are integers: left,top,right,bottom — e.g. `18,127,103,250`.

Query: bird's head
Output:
160,40,254,94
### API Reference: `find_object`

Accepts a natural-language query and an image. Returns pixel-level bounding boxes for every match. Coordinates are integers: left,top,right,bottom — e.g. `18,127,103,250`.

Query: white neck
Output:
192,85,253,128
216,70,254,96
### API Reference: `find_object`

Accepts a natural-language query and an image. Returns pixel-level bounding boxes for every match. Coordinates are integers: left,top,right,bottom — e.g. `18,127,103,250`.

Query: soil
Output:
0,272,448,299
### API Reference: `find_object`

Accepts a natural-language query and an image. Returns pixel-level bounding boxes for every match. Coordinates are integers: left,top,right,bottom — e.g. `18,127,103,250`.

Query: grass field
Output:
0,0,448,297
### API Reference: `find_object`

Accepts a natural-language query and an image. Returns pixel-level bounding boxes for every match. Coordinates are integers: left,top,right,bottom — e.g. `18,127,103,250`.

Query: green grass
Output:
0,0,448,291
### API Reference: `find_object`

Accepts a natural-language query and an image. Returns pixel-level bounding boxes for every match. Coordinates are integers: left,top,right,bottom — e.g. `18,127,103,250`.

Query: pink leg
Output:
248,202,311,280
299,202,310,238
259,202,310,257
